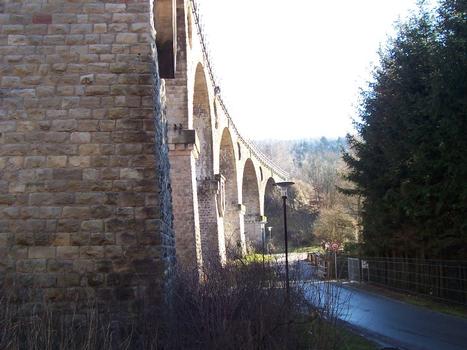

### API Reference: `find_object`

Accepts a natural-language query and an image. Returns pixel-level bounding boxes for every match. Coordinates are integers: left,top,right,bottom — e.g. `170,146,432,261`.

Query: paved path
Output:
296,258,467,350
332,284,467,350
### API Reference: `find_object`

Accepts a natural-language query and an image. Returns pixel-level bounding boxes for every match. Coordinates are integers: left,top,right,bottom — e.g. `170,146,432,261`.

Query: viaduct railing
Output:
189,0,289,180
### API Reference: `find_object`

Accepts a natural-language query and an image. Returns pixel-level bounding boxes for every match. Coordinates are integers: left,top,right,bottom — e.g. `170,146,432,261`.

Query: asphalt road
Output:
334,283,467,350
293,258,467,350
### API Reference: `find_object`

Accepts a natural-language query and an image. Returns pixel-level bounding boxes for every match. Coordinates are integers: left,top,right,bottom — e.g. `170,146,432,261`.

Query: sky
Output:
197,0,428,140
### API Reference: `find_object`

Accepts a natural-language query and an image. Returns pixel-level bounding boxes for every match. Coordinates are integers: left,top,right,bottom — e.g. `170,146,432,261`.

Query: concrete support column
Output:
199,175,226,267
169,130,202,273
244,214,267,252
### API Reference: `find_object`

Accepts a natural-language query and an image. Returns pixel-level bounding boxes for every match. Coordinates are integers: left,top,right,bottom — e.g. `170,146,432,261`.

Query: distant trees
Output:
313,206,357,245
263,178,318,250
343,0,467,259
293,137,346,208
258,138,360,250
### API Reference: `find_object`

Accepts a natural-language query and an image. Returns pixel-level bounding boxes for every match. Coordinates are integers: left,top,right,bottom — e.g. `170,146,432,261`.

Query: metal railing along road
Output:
343,256,467,306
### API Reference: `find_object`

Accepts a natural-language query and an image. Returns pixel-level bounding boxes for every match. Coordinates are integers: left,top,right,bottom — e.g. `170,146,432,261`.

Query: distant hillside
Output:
257,137,347,207
256,137,359,251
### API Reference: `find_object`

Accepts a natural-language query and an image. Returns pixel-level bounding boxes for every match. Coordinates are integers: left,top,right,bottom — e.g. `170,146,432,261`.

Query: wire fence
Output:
310,254,467,305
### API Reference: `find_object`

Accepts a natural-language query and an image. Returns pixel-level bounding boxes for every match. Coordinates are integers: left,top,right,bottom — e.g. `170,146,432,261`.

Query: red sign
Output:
323,241,340,252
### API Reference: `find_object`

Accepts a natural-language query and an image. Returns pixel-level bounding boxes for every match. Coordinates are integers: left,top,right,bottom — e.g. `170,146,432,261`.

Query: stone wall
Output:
0,0,174,313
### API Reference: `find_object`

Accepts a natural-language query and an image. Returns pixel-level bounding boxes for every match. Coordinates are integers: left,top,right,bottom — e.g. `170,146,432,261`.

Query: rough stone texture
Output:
0,0,174,313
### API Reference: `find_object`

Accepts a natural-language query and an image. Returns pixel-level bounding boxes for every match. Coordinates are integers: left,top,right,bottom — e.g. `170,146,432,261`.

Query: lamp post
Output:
261,225,265,268
267,226,272,254
274,181,295,299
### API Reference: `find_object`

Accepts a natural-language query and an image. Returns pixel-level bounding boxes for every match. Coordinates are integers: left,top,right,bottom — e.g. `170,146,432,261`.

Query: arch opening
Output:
187,3,193,48
193,63,225,266
264,177,280,253
219,128,244,258
153,0,177,78
193,63,213,179
242,159,263,251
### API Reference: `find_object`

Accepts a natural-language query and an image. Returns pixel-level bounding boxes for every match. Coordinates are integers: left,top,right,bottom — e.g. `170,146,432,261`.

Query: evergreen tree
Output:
343,0,467,259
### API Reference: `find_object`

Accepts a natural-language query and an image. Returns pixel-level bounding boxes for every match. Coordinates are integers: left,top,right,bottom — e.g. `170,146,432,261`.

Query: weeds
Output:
0,258,347,349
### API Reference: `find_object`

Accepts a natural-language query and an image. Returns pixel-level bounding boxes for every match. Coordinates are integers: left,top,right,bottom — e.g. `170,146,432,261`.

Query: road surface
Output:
290,257,467,350
334,284,467,350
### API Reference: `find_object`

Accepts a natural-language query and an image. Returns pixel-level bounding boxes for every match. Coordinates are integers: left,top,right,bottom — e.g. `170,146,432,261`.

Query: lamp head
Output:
274,181,295,197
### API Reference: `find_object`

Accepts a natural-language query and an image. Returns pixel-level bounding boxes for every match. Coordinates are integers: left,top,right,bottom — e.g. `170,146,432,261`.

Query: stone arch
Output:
193,63,213,176
153,0,177,78
242,159,264,250
219,128,245,258
193,63,225,266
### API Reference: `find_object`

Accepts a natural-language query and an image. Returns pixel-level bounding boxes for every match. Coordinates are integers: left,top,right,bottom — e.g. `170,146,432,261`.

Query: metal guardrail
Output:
189,0,289,180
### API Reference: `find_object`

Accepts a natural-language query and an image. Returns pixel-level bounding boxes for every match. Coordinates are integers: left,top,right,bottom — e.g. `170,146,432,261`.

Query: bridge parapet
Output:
189,0,288,181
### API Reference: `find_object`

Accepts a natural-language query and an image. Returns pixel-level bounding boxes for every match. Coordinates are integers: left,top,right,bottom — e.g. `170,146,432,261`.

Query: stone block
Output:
70,132,91,143
62,206,90,219
116,33,138,44
120,168,143,180
105,4,126,13
57,246,79,259
113,13,137,23
85,85,108,96
3,25,24,34
69,156,91,167
70,24,92,34
17,259,47,273
81,220,104,232
24,156,46,168
47,156,67,168
83,169,99,180
94,23,107,34
57,273,80,287
29,247,56,259
53,169,82,180
79,144,100,155
51,120,77,131
34,274,56,288
8,35,27,45
33,14,52,24
80,246,104,259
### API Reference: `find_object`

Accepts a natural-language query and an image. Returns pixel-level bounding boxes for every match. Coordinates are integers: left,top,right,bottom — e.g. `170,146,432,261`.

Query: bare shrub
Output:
0,258,347,349
161,257,347,350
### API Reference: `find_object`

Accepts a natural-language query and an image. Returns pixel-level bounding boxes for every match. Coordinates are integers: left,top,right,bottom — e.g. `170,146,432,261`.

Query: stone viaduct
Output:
0,0,287,311
165,0,287,270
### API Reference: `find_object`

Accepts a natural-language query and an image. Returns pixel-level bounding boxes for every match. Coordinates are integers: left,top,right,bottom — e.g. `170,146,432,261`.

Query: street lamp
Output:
274,181,295,299
267,226,272,254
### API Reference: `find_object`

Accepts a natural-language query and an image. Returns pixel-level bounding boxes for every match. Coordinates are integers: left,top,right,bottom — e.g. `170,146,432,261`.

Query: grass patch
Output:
336,325,379,350
296,320,378,350
290,245,324,254
243,253,275,264
351,283,467,319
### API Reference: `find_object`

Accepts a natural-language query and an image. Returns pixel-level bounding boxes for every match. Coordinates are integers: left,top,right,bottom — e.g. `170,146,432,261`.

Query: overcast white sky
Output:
198,0,430,140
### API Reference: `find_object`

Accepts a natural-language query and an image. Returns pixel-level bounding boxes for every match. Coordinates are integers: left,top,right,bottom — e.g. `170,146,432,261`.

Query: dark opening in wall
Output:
154,0,177,78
